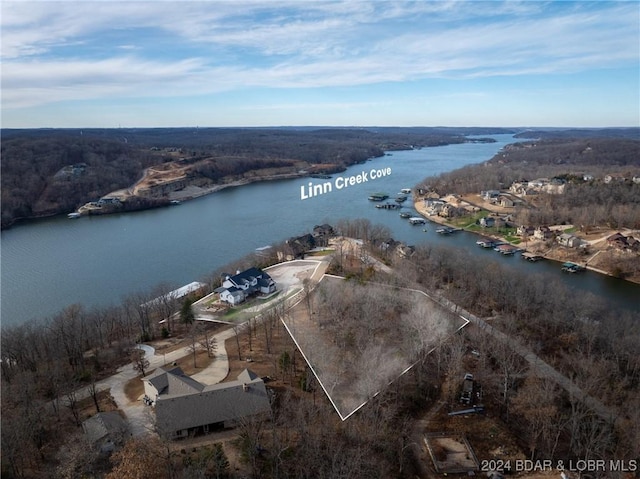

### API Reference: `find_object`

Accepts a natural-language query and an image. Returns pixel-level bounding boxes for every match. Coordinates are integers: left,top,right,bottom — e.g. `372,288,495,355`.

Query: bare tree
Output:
232,323,242,361
87,370,101,413
186,323,201,368
131,348,150,377
199,327,217,358
512,375,562,460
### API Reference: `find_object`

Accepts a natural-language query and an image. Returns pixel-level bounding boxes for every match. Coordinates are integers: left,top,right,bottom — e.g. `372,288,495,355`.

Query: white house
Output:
217,267,276,305
558,233,581,248
219,287,246,306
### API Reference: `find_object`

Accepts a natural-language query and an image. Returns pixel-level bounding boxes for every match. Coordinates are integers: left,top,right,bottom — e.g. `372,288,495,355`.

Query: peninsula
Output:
412,136,640,282
0,127,505,228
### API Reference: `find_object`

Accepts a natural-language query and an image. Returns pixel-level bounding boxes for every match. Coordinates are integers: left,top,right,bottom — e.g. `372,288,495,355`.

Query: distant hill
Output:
1,127,513,228
515,128,640,140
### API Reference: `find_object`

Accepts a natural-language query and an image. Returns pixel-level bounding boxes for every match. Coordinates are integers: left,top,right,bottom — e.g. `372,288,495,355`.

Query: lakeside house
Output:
517,225,535,237
143,367,271,439
557,233,581,248
607,232,640,252
217,267,276,306
534,226,553,241
479,216,495,228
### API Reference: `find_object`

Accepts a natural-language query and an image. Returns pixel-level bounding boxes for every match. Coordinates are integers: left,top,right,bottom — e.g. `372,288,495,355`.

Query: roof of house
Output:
82,411,127,443
223,286,245,296
155,369,271,435
227,267,271,287
607,232,626,242
144,366,205,396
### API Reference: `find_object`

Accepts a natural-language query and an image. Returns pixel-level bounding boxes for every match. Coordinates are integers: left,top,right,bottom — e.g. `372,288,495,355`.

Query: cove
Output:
2,134,638,326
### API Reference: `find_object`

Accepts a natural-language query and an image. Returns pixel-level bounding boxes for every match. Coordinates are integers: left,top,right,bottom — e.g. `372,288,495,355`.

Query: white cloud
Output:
1,1,638,114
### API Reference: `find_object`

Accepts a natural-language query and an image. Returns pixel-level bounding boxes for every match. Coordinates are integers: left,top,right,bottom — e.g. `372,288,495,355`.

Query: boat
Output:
310,174,332,179
67,212,81,219
436,226,460,235
562,262,585,273
494,244,518,255
409,217,426,225
375,203,401,209
368,193,389,201
400,188,411,194
395,195,408,203
170,200,181,205
399,212,411,218
476,236,496,248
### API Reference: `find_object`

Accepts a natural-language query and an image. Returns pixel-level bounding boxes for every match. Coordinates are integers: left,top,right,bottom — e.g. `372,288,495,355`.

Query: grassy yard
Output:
451,210,489,228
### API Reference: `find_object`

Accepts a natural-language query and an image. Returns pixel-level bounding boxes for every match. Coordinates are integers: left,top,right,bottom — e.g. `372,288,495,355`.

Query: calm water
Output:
2,134,638,326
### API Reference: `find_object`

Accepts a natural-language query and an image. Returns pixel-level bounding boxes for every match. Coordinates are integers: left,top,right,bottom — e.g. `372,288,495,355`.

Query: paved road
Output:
76,259,327,437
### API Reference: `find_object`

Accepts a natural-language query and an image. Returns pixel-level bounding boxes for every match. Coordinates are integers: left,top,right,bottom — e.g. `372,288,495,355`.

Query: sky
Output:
1,0,639,128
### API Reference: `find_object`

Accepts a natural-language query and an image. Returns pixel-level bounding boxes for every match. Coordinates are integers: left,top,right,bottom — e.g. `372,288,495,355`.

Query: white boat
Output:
67,212,81,219
400,188,411,194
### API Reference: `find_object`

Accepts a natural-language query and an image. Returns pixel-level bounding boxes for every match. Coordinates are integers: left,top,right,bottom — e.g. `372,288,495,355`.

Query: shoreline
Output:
413,199,640,285
69,170,310,219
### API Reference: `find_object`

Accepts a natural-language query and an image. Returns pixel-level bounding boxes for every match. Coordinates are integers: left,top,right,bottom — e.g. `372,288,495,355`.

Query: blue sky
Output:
1,1,639,128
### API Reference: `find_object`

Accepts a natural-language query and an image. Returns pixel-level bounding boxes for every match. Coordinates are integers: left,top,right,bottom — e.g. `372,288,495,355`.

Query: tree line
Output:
3,218,637,477
2,127,512,229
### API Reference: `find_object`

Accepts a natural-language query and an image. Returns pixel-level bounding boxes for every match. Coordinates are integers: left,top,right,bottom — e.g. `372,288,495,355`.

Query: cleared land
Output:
283,276,468,419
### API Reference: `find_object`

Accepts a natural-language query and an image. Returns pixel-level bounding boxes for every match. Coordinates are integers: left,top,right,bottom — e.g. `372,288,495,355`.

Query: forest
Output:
2,219,638,478
1,126,513,229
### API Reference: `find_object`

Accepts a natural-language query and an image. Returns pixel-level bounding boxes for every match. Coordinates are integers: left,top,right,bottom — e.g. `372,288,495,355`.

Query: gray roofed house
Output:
143,366,204,401
148,368,271,439
82,411,128,452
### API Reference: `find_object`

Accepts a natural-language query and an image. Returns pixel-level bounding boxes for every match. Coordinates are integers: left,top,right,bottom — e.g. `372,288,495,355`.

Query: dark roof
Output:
235,267,268,281
227,267,271,288
82,411,127,443
155,369,271,435
144,366,204,396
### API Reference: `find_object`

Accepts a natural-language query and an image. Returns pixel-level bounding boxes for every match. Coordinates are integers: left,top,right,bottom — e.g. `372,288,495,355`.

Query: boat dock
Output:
562,262,586,273
494,244,519,255
375,202,402,210
522,252,544,262
476,236,496,248
368,193,389,201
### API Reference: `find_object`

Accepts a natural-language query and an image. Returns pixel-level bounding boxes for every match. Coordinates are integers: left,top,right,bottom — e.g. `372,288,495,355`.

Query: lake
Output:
2,133,638,326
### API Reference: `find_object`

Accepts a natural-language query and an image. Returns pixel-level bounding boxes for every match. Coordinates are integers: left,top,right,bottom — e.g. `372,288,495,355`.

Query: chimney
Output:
242,383,248,392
